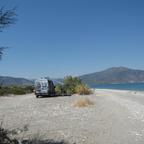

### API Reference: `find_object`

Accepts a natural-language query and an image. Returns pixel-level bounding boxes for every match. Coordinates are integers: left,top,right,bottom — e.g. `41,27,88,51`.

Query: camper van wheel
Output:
36,95,39,98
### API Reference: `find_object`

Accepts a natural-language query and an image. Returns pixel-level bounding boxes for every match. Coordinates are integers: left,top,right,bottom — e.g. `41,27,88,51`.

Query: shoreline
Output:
92,88,144,93
92,88,144,98
90,83,144,92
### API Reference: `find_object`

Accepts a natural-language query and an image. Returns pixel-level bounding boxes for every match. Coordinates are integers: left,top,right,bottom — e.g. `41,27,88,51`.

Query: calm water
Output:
90,83,144,91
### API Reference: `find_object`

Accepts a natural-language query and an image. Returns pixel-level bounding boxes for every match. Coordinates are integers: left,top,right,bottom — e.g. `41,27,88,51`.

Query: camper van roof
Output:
35,78,48,82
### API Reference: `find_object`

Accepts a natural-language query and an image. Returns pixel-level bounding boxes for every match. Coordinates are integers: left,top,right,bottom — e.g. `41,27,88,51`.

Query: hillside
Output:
1,67,144,86
0,76,33,86
79,67,144,85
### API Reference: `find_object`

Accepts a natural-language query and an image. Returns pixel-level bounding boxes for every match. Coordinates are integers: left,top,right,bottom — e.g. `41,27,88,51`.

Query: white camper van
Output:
34,78,48,97
34,78,71,98
34,78,55,98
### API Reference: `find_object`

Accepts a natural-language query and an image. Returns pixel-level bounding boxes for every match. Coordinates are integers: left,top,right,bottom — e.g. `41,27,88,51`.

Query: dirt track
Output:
0,90,144,144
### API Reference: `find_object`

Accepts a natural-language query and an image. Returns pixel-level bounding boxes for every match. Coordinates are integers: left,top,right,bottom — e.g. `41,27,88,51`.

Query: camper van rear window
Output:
36,82,41,89
42,83,47,87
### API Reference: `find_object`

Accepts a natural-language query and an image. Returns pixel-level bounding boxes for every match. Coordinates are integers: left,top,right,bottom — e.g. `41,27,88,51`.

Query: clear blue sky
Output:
0,0,144,78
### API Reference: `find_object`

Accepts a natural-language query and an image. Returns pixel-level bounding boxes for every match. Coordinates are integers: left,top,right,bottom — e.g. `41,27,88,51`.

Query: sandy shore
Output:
0,89,144,144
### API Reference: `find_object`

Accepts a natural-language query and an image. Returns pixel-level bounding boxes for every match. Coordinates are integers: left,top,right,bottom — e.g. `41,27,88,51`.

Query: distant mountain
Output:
1,67,144,86
0,76,33,86
79,67,144,85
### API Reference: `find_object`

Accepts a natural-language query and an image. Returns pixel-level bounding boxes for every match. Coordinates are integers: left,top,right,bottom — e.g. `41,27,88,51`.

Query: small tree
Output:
63,76,82,94
62,76,93,95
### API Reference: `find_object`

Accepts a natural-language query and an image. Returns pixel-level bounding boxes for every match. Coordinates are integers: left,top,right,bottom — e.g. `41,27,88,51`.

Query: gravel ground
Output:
0,90,144,144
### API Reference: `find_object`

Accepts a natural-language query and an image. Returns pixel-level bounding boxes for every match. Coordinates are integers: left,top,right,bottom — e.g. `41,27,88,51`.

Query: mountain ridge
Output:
79,67,144,85
0,76,33,86
1,67,144,86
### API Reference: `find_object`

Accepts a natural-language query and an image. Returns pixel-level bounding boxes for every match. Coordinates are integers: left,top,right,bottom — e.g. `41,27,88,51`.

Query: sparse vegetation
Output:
75,84,92,95
55,76,93,95
0,123,19,144
0,86,34,96
73,98,94,108
0,124,69,144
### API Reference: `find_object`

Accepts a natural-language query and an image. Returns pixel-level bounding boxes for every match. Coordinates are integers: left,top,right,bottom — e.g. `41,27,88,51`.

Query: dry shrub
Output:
73,98,94,108
0,124,68,144
75,84,93,95
0,124,19,144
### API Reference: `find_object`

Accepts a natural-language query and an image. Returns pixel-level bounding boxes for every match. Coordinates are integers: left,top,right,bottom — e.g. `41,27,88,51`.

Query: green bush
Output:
55,84,63,95
23,86,34,94
10,86,26,95
0,86,34,96
63,76,82,94
0,87,10,96
59,76,93,95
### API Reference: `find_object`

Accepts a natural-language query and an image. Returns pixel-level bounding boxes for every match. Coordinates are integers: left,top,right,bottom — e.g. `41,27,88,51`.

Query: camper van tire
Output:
36,95,39,98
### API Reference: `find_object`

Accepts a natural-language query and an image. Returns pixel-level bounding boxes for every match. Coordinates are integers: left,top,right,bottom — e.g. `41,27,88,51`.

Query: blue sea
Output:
90,83,144,91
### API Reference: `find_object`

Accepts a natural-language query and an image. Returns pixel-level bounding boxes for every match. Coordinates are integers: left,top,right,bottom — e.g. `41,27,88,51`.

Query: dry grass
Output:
75,84,93,95
73,98,94,108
